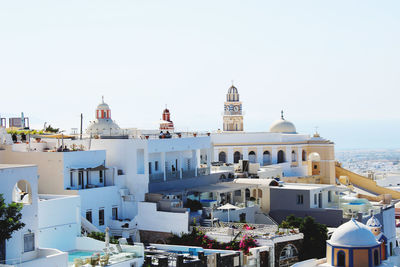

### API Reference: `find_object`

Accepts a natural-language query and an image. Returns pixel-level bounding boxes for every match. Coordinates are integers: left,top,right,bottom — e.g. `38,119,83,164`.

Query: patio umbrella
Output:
105,227,110,249
217,203,239,223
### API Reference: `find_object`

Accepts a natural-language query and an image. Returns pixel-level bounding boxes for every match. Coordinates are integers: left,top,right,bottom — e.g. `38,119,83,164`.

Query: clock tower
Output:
223,84,244,131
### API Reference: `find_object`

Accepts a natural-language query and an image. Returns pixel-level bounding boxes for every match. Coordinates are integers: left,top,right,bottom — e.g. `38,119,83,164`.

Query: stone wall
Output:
139,230,173,244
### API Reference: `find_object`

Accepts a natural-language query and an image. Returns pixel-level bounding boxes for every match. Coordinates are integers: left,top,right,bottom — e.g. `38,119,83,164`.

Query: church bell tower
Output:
223,84,243,131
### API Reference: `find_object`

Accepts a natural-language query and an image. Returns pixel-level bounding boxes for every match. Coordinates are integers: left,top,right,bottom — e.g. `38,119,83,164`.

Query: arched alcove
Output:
12,180,32,205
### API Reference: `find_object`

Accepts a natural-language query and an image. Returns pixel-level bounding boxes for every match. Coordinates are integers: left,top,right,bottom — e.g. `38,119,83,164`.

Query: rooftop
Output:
0,163,36,169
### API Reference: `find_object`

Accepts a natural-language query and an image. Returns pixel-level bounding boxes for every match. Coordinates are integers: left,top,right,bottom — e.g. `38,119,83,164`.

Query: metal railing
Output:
197,167,210,176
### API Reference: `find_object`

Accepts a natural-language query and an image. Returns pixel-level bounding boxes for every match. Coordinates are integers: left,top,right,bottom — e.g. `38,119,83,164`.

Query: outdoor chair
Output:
116,244,123,253
100,254,110,266
73,258,84,267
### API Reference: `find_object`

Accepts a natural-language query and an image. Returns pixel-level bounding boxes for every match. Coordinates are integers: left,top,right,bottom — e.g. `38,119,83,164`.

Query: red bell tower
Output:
160,107,174,131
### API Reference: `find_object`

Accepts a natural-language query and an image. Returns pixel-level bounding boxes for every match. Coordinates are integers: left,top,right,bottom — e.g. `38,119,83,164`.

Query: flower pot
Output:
193,133,197,137
145,136,149,139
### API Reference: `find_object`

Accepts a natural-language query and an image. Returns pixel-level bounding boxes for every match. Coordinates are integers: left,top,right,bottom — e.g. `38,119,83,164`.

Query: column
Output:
213,148,219,162
297,147,302,163
257,147,263,166
286,146,292,163
179,154,183,179
271,147,278,164
227,147,234,164
161,152,166,181
206,149,211,168
242,147,248,160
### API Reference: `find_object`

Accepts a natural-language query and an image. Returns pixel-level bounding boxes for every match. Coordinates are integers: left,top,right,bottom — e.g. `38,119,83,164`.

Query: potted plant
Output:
193,133,197,137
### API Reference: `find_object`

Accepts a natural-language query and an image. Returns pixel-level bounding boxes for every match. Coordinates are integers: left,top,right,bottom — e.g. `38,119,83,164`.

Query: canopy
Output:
217,203,239,210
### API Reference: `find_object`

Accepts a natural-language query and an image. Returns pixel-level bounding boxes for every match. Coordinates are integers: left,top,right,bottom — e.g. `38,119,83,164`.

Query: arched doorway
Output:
374,250,379,266
234,151,241,163
291,150,297,162
263,151,271,165
277,150,285,163
279,244,299,267
308,152,321,175
337,250,345,267
245,189,250,201
218,151,226,163
302,150,307,161
248,151,256,163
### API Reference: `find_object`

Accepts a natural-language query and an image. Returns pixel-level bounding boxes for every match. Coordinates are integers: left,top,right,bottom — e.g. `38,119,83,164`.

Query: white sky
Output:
0,1,399,150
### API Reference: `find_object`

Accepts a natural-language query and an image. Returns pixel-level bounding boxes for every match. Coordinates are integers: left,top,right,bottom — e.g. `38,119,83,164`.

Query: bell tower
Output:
223,84,243,131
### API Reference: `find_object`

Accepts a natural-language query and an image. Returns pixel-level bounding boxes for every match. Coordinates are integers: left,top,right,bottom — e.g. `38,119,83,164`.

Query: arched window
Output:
279,244,298,266
248,151,256,163
12,180,32,205
263,151,271,165
218,151,226,163
291,150,297,162
245,189,250,200
374,250,379,266
277,150,285,163
302,150,307,161
337,250,345,267
258,189,263,198
234,151,242,163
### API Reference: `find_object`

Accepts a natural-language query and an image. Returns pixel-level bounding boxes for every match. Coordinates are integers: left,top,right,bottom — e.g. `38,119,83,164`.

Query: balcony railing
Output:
166,171,180,181
197,167,210,176
149,172,164,181
182,169,196,179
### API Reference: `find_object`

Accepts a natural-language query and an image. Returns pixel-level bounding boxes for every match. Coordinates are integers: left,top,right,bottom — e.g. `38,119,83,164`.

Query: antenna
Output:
102,96,104,103
281,110,284,120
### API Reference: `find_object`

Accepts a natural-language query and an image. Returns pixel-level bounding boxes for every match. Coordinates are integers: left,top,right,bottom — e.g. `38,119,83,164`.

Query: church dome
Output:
228,85,238,94
329,219,379,247
97,102,110,110
269,111,296,133
366,215,382,228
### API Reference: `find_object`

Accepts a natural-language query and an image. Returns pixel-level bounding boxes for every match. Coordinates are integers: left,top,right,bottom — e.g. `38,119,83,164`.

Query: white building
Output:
0,164,68,267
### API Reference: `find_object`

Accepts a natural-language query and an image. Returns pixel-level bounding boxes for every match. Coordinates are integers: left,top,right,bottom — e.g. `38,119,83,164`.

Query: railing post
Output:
177,255,184,267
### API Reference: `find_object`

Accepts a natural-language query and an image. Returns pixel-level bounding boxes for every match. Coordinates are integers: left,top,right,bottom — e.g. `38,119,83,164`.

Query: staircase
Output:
81,216,101,234
255,212,278,226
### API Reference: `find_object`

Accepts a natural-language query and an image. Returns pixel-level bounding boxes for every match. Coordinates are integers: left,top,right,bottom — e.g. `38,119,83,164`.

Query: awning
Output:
69,164,108,171
185,182,257,194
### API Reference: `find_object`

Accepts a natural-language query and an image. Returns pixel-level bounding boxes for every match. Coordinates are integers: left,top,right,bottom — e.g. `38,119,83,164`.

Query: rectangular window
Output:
314,194,317,205
297,194,304,205
86,210,92,223
328,191,332,202
70,172,74,187
86,170,90,185
99,171,103,183
155,161,159,171
99,208,104,226
24,233,35,253
112,207,118,220
78,171,83,187
148,162,152,174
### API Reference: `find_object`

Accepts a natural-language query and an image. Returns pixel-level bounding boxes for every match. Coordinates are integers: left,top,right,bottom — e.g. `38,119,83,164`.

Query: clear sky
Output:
0,1,399,150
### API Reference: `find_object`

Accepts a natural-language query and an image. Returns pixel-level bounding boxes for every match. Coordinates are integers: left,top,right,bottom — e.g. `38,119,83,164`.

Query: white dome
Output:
329,219,379,247
269,119,297,133
366,215,382,228
86,119,121,136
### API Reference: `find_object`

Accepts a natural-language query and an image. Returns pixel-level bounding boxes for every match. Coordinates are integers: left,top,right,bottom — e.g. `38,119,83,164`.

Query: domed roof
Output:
269,111,296,134
228,85,238,95
366,215,382,228
329,219,379,247
97,96,110,110
86,119,121,136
